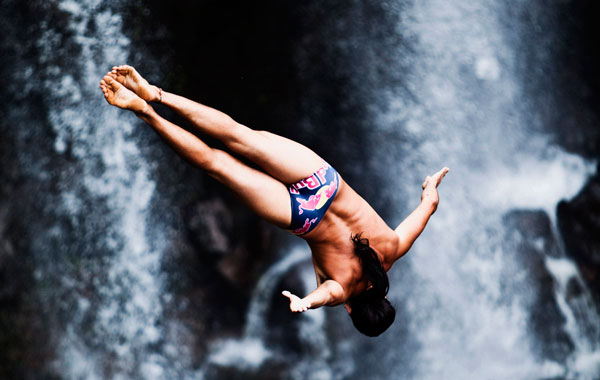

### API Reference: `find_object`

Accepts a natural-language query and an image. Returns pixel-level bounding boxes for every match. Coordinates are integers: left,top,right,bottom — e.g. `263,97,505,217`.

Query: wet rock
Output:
265,260,312,354
184,199,233,257
503,209,574,363
205,357,289,380
182,197,278,289
557,163,600,308
167,196,287,364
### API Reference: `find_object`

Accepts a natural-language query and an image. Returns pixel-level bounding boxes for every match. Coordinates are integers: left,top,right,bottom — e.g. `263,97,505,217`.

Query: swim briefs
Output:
288,162,339,235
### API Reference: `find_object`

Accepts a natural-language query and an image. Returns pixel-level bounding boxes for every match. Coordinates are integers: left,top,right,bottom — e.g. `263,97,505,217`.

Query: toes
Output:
103,75,115,85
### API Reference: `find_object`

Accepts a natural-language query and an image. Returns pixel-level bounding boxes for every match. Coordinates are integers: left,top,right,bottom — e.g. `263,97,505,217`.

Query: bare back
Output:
301,176,400,300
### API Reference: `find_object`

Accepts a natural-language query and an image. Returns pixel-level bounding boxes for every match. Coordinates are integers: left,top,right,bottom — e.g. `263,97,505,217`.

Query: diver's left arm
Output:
282,280,345,313
392,167,449,261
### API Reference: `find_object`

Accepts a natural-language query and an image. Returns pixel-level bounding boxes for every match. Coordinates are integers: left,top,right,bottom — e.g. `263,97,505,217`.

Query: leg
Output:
111,66,325,184
163,91,325,184
100,75,292,228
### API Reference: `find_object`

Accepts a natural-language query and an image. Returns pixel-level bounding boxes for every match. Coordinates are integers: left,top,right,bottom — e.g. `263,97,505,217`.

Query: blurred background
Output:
1,0,600,379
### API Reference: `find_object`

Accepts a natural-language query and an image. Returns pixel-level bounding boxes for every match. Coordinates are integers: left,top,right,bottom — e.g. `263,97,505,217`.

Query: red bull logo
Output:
297,193,322,215
296,176,337,215
288,163,338,235
288,164,330,195
293,217,318,235
324,177,337,198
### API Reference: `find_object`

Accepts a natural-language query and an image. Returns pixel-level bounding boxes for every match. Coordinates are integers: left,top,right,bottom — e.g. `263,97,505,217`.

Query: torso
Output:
301,175,399,301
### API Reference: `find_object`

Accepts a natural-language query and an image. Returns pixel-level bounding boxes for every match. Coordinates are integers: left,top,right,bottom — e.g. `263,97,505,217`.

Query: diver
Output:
100,66,449,336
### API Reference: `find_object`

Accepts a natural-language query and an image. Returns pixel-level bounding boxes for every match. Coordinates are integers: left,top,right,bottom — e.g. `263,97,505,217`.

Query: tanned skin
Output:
100,66,449,314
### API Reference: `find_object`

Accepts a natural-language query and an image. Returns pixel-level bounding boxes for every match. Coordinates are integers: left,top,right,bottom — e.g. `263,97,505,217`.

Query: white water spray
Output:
41,1,167,378
208,245,332,379
209,246,307,370
370,0,599,378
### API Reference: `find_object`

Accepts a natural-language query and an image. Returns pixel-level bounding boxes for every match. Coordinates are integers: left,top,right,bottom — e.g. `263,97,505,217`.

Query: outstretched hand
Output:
421,167,449,209
282,290,311,312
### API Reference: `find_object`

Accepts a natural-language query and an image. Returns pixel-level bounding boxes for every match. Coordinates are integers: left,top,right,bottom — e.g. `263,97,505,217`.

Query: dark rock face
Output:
162,196,284,359
503,210,574,363
557,164,600,310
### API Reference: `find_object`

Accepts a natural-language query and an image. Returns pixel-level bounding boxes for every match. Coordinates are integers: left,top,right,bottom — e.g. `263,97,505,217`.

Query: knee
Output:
203,149,230,176
227,123,261,152
227,123,249,142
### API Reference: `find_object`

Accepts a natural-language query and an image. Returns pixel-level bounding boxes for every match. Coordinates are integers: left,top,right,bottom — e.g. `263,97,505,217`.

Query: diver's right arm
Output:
281,280,345,312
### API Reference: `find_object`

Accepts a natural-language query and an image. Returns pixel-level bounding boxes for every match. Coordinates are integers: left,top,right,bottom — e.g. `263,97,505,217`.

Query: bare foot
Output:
99,74,148,113
111,65,161,102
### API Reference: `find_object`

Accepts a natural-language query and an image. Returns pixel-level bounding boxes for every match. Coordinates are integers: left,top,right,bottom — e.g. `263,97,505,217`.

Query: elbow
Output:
325,281,346,305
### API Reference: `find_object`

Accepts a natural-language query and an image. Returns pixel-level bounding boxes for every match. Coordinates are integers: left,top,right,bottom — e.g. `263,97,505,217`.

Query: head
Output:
347,295,396,337
347,233,396,337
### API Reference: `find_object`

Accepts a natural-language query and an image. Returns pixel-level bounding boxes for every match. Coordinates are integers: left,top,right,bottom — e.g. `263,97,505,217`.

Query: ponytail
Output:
351,233,389,300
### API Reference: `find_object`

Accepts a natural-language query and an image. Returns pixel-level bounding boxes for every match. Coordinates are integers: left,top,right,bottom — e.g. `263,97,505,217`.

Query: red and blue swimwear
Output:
288,162,339,235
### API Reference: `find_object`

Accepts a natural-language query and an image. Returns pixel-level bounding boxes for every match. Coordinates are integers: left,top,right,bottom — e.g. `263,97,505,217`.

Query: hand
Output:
282,290,311,312
421,167,449,209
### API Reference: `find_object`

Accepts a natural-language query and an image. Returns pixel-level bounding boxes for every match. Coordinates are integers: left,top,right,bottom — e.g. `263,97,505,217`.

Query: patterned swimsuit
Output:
287,162,339,235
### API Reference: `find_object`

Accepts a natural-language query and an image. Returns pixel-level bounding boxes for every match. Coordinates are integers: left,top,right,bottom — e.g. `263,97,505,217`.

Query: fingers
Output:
422,176,431,189
435,167,449,185
282,291,310,312
291,301,310,312
438,167,450,177
423,167,450,189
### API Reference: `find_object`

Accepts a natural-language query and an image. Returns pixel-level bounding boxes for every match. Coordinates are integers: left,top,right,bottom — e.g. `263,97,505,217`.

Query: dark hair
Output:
348,233,396,337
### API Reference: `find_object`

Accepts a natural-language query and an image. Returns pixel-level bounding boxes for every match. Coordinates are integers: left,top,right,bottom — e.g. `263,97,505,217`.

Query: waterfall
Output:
4,0,600,378
208,246,329,374
207,247,307,371
36,1,168,378
365,0,600,378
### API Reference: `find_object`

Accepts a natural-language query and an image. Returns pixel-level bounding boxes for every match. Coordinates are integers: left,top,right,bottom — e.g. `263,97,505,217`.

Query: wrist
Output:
421,195,439,211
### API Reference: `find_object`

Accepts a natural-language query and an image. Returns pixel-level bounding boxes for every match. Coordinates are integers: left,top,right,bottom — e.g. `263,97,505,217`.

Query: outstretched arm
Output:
393,167,449,261
282,280,345,313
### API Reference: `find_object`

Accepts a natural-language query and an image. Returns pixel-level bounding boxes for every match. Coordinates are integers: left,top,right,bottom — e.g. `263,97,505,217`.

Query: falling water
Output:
36,1,167,378
208,245,332,379
208,247,308,370
4,0,600,378
366,0,599,378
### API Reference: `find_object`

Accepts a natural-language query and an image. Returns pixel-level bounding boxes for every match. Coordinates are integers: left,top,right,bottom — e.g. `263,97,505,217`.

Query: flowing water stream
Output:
369,1,599,378
36,1,167,378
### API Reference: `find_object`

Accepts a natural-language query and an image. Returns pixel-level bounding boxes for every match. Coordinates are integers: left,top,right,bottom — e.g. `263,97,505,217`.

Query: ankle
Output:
152,85,162,103
134,102,153,117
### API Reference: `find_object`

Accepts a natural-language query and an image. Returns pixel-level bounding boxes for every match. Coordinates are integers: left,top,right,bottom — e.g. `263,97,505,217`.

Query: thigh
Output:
231,127,325,184
207,149,292,228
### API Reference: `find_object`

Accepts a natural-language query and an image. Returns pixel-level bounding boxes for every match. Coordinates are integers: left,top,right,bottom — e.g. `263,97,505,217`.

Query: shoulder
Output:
371,231,401,271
